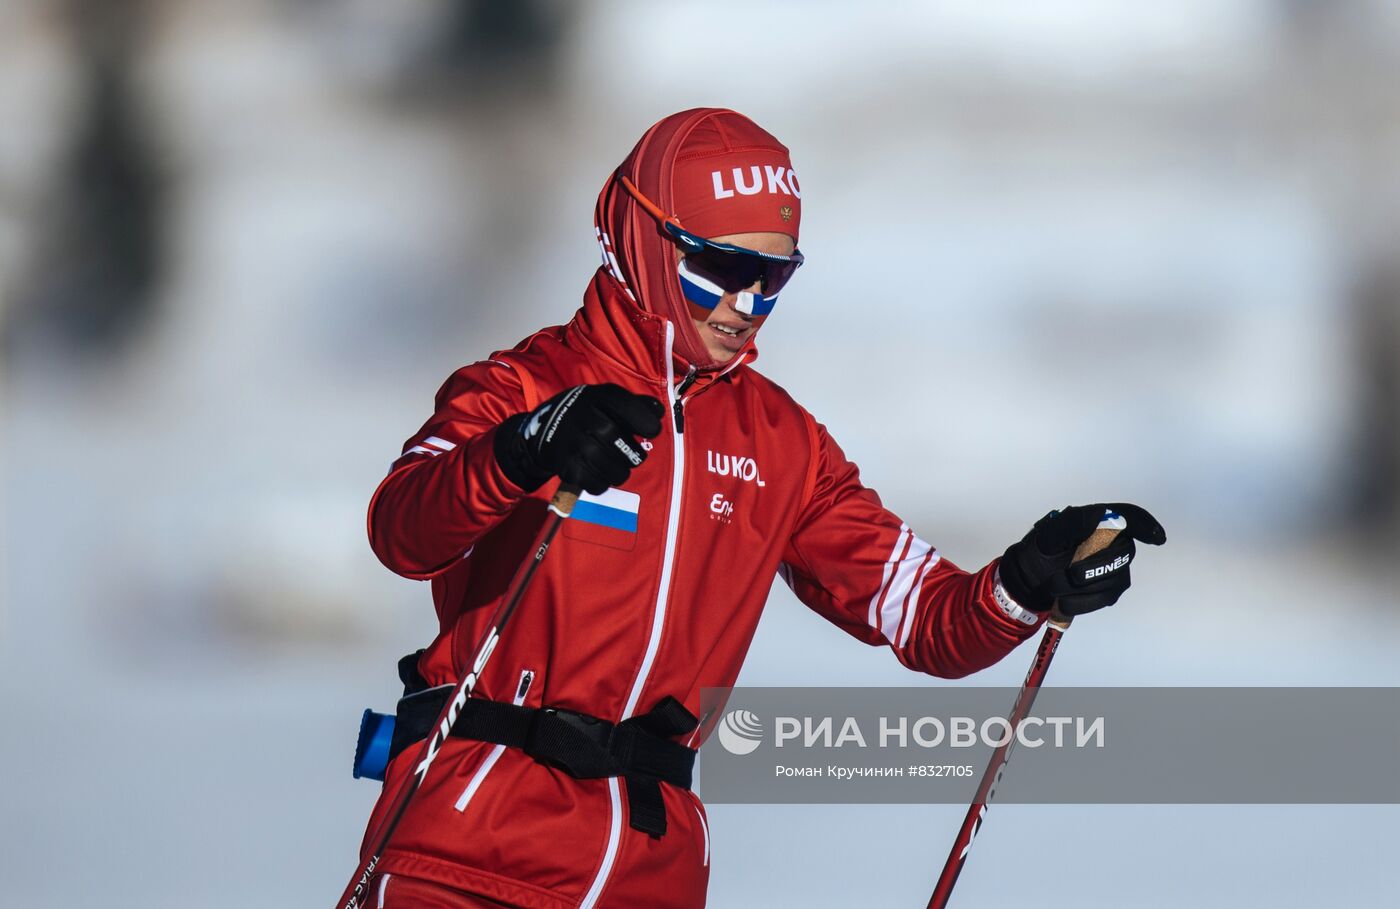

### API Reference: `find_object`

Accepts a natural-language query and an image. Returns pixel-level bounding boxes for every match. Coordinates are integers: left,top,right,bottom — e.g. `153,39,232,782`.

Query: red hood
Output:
592,108,797,373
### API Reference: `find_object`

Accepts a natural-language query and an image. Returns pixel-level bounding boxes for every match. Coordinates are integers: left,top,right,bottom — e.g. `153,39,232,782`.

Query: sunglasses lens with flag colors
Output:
678,258,779,318
684,245,799,298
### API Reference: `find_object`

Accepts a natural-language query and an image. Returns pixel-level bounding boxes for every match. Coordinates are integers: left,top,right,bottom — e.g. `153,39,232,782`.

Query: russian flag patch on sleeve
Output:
563,488,641,551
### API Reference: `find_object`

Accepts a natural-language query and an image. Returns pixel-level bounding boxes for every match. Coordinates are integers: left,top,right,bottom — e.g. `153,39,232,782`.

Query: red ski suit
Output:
359,114,1044,909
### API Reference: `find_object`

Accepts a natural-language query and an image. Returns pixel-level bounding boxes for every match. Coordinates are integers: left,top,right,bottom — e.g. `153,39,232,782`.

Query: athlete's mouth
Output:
708,320,750,337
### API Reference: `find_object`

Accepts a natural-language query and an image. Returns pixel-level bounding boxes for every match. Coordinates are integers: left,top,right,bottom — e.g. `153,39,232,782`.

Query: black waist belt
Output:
388,681,698,838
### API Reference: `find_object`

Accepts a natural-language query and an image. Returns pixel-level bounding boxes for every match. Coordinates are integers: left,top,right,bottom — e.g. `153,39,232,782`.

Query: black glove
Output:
493,384,665,495
998,503,1166,617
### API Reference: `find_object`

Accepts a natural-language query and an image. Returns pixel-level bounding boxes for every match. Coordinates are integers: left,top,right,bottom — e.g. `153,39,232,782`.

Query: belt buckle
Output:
529,707,617,778
542,706,611,744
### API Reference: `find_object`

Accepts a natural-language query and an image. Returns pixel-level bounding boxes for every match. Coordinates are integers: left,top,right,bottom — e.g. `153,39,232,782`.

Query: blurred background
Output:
2,1,1397,906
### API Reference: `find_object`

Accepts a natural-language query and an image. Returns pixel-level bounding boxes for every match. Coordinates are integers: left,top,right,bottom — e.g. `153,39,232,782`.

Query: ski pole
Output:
335,484,581,909
926,522,1121,909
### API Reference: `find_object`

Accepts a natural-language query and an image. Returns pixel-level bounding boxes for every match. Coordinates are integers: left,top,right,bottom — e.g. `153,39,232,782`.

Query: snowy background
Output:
2,1,1398,906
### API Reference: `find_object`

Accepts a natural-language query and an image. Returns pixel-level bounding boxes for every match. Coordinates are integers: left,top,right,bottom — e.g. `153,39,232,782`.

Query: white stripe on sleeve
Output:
879,534,935,645
896,549,941,648
867,525,910,629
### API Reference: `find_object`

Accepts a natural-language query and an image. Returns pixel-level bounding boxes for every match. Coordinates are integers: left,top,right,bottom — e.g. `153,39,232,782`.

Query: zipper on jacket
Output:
453,668,535,813
514,669,535,701
673,367,698,433
583,325,689,909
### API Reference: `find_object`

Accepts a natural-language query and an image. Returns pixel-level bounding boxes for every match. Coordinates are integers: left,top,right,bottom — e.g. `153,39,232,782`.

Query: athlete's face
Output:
687,231,797,363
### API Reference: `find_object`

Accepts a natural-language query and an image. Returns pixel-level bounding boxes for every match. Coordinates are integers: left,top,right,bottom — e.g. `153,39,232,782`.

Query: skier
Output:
352,108,1165,908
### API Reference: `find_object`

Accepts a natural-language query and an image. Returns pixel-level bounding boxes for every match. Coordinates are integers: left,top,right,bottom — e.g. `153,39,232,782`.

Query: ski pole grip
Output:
1049,526,1122,630
550,484,582,518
